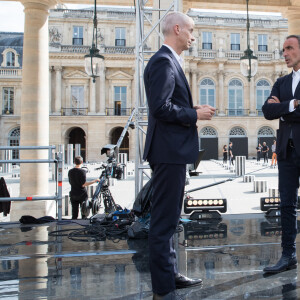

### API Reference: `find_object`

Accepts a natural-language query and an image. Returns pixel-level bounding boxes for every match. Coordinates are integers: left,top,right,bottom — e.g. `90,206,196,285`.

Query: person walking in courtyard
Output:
228,142,234,166
223,145,228,165
256,143,262,163
262,141,269,164
271,140,277,168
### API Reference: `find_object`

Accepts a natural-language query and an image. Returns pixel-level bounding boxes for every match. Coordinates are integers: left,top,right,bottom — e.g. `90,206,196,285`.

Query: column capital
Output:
21,0,57,11
282,5,300,35
54,66,63,72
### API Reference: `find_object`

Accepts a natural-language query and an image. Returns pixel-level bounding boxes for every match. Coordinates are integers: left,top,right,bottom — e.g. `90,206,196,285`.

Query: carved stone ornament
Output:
49,27,62,44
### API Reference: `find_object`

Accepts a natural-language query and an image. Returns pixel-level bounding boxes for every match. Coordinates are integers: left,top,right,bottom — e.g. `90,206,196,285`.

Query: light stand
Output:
84,0,104,83
240,0,258,81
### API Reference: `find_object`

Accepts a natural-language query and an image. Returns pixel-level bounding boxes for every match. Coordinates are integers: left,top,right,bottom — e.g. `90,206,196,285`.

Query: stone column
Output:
12,0,57,221
54,66,62,115
184,68,190,85
49,67,52,113
283,6,300,35
249,78,256,116
191,69,197,103
89,77,96,114
99,63,106,115
218,69,225,116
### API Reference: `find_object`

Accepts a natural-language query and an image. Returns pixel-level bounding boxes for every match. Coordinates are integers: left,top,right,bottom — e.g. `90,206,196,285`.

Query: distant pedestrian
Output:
271,140,277,167
223,145,228,165
228,142,234,166
256,143,262,162
262,142,269,164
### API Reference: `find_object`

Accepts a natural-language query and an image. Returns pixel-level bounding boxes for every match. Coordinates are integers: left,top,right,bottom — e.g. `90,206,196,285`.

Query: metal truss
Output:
134,0,179,196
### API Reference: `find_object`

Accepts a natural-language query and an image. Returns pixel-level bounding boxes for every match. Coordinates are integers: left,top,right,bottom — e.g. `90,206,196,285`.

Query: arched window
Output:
258,126,274,136
228,79,244,116
256,80,271,116
6,51,15,67
8,127,20,159
199,78,215,107
200,126,217,137
229,126,246,136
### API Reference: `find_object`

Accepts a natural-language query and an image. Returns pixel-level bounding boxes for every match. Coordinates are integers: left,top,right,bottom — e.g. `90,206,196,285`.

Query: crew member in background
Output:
68,156,99,219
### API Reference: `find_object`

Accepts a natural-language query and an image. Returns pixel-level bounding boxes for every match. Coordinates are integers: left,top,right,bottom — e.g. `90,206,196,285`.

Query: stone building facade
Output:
0,7,288,162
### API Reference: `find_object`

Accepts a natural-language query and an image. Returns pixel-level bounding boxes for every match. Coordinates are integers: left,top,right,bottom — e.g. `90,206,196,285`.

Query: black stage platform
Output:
1,213,300,299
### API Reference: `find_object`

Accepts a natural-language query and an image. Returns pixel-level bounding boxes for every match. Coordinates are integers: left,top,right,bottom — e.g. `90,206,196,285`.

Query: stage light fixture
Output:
261,196,300,217
184,195,227,220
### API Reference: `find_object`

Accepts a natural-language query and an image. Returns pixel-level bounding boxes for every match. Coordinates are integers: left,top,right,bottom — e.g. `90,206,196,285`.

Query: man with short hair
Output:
262,35,300,273
68,156,99,219
143,11,215,299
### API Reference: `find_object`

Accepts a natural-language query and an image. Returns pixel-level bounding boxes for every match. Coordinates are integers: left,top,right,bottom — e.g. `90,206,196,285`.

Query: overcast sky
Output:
0,1,281,33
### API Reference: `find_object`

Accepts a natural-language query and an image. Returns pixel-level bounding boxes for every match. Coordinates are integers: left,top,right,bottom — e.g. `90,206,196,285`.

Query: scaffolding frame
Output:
134,0,179,196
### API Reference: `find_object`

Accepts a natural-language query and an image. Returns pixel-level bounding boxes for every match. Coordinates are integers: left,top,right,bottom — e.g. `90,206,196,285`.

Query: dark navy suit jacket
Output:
143,45,199,164
262,72,300,160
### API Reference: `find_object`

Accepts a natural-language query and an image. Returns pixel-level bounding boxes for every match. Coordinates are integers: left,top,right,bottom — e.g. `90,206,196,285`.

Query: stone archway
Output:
110,127,129,160
68,127,86,162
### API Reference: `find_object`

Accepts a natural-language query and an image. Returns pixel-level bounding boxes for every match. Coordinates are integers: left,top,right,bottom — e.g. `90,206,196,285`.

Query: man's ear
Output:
174,24,180,35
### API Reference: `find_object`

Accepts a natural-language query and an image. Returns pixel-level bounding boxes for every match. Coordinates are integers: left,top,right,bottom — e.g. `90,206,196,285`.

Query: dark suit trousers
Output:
278,145,300,257
149,163,186,295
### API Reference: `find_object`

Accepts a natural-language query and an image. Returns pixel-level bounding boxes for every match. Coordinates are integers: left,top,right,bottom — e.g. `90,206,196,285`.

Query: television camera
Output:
81,109,135,217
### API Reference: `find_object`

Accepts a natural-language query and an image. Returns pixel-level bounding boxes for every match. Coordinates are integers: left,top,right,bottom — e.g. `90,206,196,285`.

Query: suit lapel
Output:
161,46,194,107
294,75,300,98
286,72,294,99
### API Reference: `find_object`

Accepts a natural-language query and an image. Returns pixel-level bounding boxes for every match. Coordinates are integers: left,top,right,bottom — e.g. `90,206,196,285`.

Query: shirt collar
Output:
292,69,300,78
163,44,183,67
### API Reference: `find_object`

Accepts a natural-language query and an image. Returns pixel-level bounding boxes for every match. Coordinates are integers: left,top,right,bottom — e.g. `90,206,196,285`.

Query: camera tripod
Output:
81,159,123,217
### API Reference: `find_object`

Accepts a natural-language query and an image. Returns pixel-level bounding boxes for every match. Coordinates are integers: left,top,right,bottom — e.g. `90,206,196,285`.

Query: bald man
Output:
143,11,215,299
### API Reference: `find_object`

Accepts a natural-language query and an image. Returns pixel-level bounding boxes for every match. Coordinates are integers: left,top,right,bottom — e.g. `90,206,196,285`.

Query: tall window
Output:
2,87,14,115
228,79,243,116
73,26,83,45
231,33,240,51
202,32,212,50
199,78,215,107
114,86,127,115
6,51,15,67
71,86,84,115
9,127,20,159
115,28,126,46
258,34,268,52
256,80,271,116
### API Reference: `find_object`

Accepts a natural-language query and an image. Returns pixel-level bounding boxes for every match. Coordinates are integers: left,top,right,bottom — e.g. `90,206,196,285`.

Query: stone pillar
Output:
89,77,96,114
218,69,225,116
12,0,57,221
54,66,62,115
249,78,256,116
99,63,106,115
191,69,197,103
283,6,300,35
67,144,74,166
49,67,52,113
75,144,81,157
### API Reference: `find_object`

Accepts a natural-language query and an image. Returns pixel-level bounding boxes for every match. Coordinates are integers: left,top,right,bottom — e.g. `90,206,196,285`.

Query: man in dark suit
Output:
143,12,215,299
262,35,300,274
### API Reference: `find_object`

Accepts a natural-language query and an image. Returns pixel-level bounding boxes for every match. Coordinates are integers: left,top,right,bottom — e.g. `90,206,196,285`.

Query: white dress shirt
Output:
163,44,183,68
289,69,300,112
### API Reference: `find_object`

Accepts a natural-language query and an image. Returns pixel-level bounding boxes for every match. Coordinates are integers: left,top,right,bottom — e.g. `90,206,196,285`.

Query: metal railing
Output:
61,108,88,116
225,109,250,116
0,145,63,220
105,107,132,116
